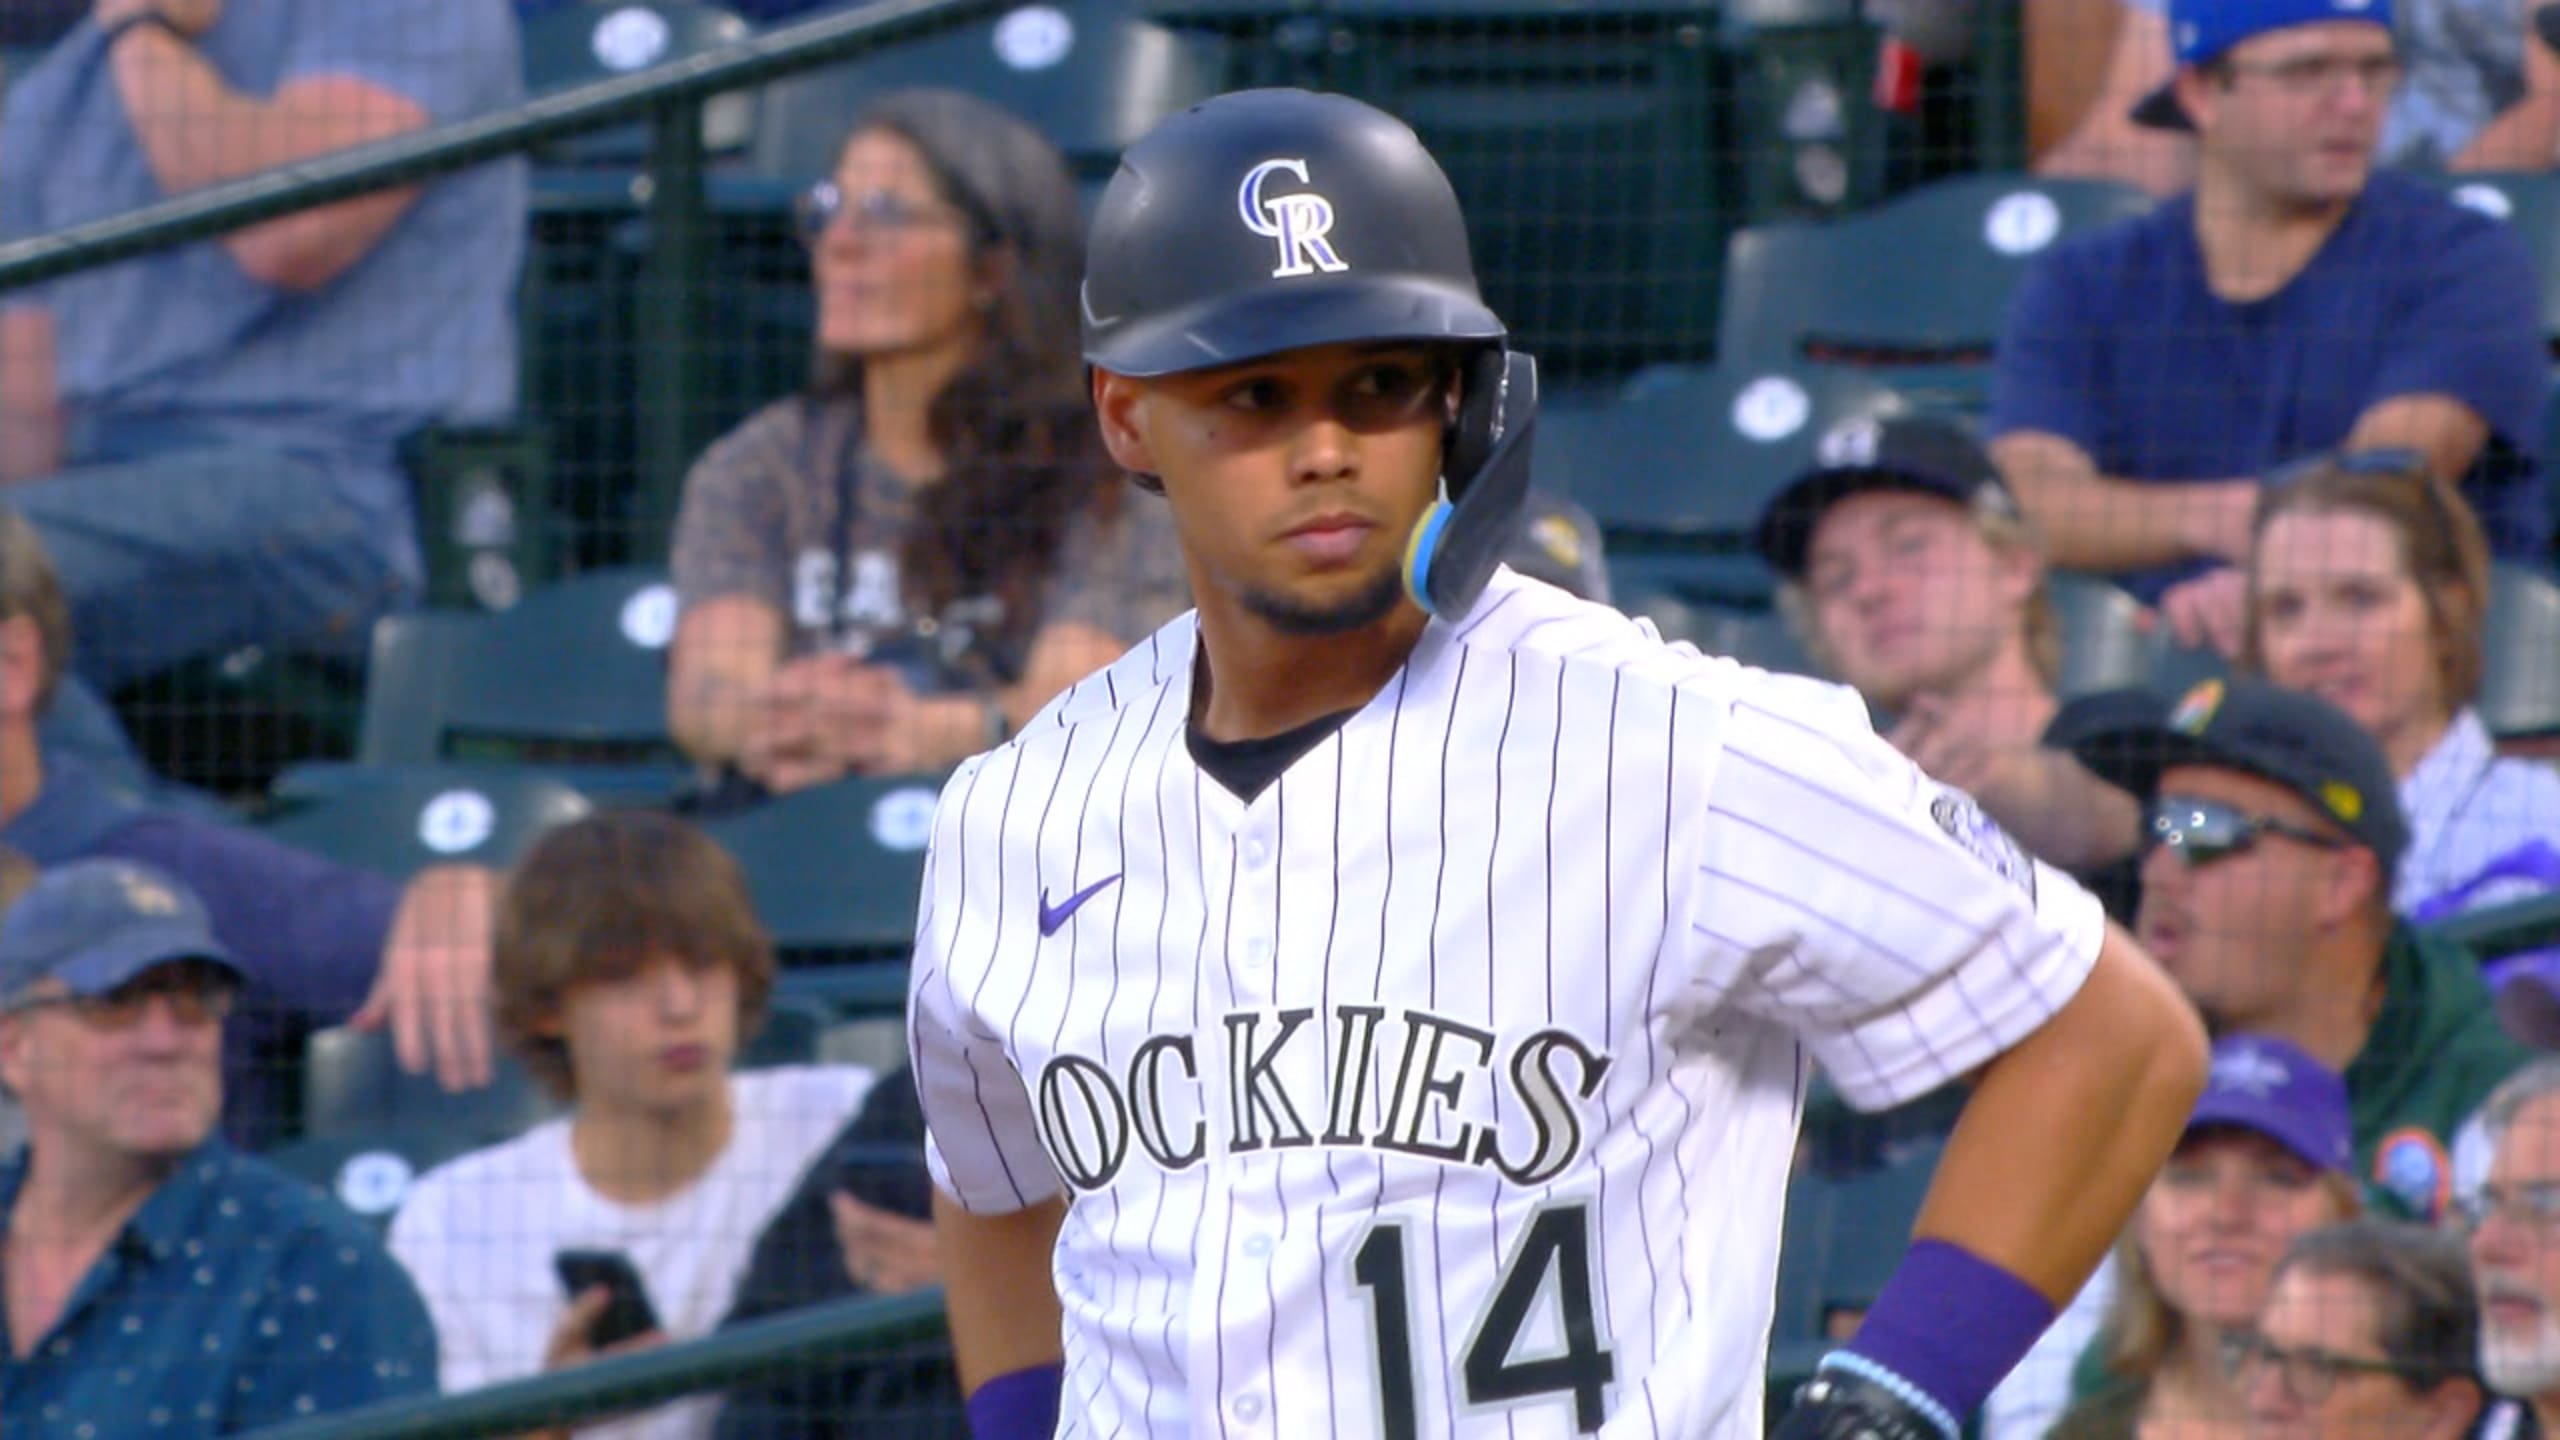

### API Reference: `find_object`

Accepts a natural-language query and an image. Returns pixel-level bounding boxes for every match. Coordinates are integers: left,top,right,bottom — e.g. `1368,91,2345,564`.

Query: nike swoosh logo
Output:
1038,873,1122,936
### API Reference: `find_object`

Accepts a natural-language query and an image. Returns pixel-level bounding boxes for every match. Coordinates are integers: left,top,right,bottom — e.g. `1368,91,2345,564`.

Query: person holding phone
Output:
387,813,891,1439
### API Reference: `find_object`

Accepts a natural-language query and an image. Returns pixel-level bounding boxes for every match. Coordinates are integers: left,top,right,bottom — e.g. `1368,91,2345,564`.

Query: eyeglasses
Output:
6,965,238,1031
2224,52,2404,99
2148,795,2354,869
2224,1331,2412,1404
2458,1180,2560,1238
793,180,972,249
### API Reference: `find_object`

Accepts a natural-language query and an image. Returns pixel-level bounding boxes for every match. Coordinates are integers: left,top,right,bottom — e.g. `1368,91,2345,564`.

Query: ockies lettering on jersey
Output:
1030,1004,1613,1192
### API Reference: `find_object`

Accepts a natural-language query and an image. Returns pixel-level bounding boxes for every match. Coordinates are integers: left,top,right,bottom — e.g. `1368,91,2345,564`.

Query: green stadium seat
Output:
702,772,948,960
2050,574,2155,700
258,765,595,879
439,567,686,778
1768,1134,1945,1396
2434,173,2560,360
402,423,564,614
520,0,758,166
2483,563,2560,740
1178,0,1728,377
1622,592,1823,678
301,1026,560,1145
1545,362,1912,552
354,609,479,767
1716,174,2155,385
747,0,1229,185
261,1128,496,1233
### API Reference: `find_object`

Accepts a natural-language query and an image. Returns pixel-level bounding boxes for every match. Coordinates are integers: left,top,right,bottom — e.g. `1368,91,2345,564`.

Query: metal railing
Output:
244,1289,953,1440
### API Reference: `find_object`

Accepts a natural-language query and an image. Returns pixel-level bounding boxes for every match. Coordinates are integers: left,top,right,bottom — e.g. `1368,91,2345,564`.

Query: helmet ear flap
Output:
1403,349,1538,618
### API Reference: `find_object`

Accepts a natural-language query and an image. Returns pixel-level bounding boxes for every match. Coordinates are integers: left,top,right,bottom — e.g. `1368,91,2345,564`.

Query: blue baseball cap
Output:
2131,0,2397,130
2189,1033,2354,1173
0,859,241,1007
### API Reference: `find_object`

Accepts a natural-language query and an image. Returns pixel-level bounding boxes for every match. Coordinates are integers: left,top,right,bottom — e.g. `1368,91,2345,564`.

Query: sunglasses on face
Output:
2147,795,2354,869
793,180,972,249
2222,1330,2413,1405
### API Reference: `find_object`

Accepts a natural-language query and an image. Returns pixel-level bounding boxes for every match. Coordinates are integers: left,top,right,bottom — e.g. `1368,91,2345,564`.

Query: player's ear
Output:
1091,369,1161,478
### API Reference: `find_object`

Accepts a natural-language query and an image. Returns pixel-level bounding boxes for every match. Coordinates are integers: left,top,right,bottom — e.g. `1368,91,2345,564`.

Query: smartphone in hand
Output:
553,1249,661,1349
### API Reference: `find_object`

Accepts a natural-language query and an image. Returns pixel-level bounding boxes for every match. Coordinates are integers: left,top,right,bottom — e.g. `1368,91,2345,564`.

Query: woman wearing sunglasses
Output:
666,89,1188,799
2240,450,2560,920
2237,1219,2498,1440
2049,1035,2364,1440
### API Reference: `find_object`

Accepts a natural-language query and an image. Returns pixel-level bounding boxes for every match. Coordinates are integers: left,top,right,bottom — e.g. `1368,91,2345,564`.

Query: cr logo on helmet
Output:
1237,158,1349,279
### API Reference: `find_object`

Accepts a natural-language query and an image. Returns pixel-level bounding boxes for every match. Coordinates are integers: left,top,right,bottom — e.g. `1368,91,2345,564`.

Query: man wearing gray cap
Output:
0,858,435,1435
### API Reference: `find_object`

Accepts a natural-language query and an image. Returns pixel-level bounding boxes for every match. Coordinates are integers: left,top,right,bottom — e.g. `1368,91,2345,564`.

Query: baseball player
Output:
907,88,2209,1440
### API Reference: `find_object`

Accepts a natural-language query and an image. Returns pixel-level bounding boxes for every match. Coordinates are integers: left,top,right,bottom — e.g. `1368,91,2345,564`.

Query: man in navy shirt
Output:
0,859,436,1435
1989,0,2548,655
0,508,500,1148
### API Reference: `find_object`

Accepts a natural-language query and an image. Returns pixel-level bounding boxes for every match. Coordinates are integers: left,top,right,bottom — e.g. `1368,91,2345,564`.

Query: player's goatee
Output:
1242,566,1407,636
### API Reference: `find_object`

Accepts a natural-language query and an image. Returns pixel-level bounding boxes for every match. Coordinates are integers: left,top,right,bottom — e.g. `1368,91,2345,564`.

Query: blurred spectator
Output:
389,811,907,1440
2242,449,2560,921
0,507,500,1147
1757,415,2146,914
2039,0,2560,192
710,1062,958,1439
2070,677,2531,1217
668,88,1185,799
0,858,436,1433
1506,493,1614,604
2044,1035,2361,1440
1989,0,2547,654
2468,1059,2560,1431
2239,1219,2497,1439
2037,0,2560,193
0,0,527,688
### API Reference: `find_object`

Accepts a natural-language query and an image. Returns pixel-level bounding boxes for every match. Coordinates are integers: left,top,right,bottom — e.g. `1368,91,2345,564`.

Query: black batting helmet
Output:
1081,88,1540,619
1080,88,1506,376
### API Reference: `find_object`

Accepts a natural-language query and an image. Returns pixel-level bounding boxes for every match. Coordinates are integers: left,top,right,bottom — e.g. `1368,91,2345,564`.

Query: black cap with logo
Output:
1754,415,2023,579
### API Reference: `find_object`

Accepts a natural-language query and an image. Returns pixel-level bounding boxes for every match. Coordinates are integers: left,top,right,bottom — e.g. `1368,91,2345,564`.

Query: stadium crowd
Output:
0,0,2556,1434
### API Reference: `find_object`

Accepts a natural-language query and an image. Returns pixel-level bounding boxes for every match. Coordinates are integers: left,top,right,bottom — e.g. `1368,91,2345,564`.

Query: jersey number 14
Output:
1353,1203,1615,1435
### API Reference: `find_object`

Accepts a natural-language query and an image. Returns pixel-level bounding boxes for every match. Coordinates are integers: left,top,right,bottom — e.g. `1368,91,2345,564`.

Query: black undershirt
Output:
1187,707,1363,804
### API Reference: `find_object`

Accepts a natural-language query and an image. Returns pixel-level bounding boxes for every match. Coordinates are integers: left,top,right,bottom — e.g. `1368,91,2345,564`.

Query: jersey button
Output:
1243,937,1272,966
1244,838,1271,868
1232,1393,1266,1423
1241,1233,1273,1259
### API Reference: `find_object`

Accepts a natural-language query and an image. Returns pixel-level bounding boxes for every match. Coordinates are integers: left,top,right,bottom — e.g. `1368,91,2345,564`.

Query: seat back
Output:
520,0,759,165
2483,563,2560,740
2050,574,2156,700
747,0,1228,185
1717,174,2155,370
1545,362,1912,542
259,766,595,880
2437,172,2560,361
702,772,946,959
442,567,684,766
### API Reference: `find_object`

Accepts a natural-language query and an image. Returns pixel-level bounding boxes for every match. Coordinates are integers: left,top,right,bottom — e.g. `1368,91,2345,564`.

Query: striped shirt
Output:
909,568,2105,1438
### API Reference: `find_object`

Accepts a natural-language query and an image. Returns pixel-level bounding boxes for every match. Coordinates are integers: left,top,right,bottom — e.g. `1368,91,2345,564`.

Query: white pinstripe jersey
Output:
908,568,2106,1439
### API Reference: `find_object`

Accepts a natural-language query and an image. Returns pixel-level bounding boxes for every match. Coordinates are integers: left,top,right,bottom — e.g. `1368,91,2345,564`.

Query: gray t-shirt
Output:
0,0,528,456
2130,0,2528,167
671,394,1191,689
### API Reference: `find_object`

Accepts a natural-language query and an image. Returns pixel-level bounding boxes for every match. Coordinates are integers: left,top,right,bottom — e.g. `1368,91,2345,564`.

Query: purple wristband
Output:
1839,1239,2056,1432
966,1362,1063,1440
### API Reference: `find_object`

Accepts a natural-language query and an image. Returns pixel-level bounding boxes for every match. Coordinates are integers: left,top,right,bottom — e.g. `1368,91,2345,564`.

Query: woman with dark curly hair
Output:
668,88,1185,794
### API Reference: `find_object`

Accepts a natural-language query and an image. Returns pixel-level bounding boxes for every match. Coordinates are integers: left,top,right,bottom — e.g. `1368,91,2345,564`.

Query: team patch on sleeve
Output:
1928,788,2038,900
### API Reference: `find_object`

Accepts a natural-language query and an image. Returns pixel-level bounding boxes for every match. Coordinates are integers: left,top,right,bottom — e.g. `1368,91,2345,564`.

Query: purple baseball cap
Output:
2187,1033,2354,1172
